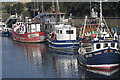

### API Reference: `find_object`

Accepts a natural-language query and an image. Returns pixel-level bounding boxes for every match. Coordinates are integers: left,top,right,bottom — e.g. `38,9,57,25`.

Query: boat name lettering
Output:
94,52,102,55
86,54,92,58
28,33,39,38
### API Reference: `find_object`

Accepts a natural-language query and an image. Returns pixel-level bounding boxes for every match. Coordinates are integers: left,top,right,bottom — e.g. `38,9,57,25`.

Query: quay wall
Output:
68,17,120,37
69,17,120,28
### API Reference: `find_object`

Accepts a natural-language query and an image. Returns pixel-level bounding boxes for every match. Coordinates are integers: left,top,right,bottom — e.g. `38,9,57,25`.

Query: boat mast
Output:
42,0,44,13
56,0,60,13
51,0,55,12
99,0,112,37
100,0,102,24
55,0,58,25
82,16,87,38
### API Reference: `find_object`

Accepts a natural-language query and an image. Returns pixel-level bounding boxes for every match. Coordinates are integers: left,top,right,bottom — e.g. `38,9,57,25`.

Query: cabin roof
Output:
35,13,65,18
55,24,76,30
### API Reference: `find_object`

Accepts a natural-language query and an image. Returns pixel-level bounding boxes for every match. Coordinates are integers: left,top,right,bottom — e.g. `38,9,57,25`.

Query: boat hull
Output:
0,31,9,37
12,31,46,43
47,39,79,50
78,48,120,71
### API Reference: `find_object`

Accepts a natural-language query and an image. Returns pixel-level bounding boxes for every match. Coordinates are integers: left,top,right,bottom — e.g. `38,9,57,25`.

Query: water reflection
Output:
87,68,119,76
50,49,79,78
78,65,120,79
22,43,47,72
12,42,58,78
2,37,120,78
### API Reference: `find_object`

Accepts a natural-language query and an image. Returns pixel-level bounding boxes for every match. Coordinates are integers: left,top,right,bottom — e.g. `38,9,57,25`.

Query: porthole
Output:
96,44,101,49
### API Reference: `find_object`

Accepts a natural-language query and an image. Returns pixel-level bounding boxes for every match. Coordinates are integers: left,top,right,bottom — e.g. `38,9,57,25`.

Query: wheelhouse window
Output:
56,30,59,33
117,45,119,48
3,25,5,27
111,43,115,48
86,48,92,52
89,26,91,28
66,30,73,34
96,44,101,49
104,43,108,48
60,30,62,34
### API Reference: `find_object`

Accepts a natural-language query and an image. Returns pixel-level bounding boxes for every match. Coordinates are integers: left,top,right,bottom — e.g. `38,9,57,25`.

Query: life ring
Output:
49,34,52,39
78,48,81,53
53,33,56,40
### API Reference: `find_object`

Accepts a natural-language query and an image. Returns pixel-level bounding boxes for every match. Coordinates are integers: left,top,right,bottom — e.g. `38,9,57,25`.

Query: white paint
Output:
54,24,77,41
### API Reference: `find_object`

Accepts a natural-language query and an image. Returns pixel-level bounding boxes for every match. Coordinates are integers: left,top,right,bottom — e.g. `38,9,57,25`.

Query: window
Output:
56,30,59,33
66,30,74,34
117,45,119,48
111,43,115,48
104,43,108,48
28,33,39,38
96,44,101,49
89,26,91,28
86,48,91,52
3,25,5,27
60,30,62,34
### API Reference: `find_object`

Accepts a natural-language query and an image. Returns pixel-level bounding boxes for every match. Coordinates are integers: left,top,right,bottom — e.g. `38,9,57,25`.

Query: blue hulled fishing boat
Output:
78,0,120,71
47,24,79,50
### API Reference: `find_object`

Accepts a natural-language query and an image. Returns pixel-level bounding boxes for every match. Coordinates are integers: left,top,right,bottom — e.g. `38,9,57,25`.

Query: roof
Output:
35,12,65,18
55,24,76,30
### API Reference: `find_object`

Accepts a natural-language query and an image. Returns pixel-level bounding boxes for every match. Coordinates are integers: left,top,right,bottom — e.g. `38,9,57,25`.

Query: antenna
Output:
34,2,35,17
100,0,102,24
90,0,91,17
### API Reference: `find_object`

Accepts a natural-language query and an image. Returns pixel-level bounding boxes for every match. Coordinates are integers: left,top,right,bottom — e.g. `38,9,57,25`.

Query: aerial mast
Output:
90,0,91,17
100,0,103,24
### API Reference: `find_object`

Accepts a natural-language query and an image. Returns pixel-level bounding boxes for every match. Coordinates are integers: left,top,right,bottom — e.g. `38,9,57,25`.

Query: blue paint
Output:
79,48,120,65
112,28,117,33
48,39,79,49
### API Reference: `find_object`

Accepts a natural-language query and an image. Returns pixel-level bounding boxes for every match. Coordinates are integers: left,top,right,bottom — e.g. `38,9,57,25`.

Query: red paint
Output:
92,34,96,38
12,30,46,43
87,65,119,71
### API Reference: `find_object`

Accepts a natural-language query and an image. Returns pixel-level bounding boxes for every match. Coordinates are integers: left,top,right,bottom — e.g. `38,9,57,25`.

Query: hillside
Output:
2,2,120,19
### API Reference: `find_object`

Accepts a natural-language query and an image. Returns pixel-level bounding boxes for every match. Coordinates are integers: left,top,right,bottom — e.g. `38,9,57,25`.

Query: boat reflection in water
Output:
13,42,49,73
50,48,79,78
85,68,120,79
86,68,120,76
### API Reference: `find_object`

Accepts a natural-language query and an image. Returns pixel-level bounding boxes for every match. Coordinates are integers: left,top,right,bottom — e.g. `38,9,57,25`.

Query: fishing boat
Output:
47,23,79,50
0,22,11,37
78,1,120,71
35,1,65,34
12,21,46,43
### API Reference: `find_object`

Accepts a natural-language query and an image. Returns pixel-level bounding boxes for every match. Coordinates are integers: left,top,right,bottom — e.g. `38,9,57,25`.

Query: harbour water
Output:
2,37,120,79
